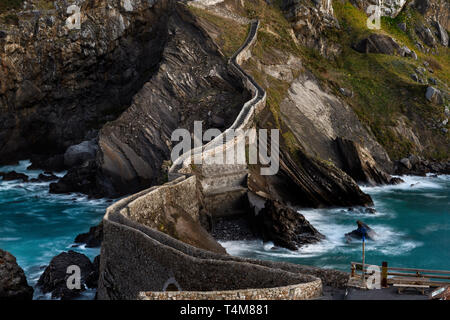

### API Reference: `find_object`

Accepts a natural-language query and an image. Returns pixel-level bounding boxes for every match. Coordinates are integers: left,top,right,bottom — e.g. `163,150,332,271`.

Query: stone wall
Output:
97,17,348,300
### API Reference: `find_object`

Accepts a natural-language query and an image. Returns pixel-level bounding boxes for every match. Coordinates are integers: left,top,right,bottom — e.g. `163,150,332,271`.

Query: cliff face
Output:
0,0,171,164
96,7,250,196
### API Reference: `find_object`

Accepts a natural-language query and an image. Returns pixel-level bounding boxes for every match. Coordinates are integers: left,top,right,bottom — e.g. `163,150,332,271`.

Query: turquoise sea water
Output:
221,175,450,273
0,161,109,299
1,161,449,299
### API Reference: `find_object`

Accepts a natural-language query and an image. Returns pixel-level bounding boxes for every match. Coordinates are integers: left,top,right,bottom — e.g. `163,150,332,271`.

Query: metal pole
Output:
362,235,366,287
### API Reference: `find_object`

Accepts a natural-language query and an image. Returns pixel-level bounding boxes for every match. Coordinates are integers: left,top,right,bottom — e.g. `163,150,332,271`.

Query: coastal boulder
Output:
37,251,94,300
253,199,325,250
64,140,98,168
0,249,34,300
345,221,377,242
0,171,29,182
74,223,103,248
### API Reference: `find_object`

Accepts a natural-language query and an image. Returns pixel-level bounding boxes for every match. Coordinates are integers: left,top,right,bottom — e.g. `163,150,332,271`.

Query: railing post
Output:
351,263,355,277
381,261,388,288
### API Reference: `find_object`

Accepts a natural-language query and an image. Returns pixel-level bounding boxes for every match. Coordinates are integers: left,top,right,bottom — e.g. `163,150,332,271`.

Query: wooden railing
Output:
350,262,450,287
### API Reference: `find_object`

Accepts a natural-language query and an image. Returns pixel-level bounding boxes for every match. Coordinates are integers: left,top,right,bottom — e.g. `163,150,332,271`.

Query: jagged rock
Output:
248,144,374,208
414,0,449,30
28,154,66,171
398,22,407,32
434,21,449,47
400,157,412,169
0,171,29,182
64,140,98,168
411,73,419,82
0,0,171,166
334,137,400,186
411,51,418,60
85,255,100,289
37,251,94,300
415,24,437,47
426,86,444,104
352,34,402,55
345,221,377,242
252,199,325,250
30,173,59,183
74,223,103,248
0,249,34,300
95,9,249,197
49,160,99,196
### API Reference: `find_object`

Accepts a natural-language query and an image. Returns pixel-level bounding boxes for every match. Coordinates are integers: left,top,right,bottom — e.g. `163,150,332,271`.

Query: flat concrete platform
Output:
320,286,430,300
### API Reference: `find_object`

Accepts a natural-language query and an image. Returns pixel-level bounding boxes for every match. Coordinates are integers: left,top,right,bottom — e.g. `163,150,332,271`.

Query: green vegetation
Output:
187,5,249,58
188,0,448,160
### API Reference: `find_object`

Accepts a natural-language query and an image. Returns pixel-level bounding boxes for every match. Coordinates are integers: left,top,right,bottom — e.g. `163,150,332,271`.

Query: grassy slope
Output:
305,1,449,160
190,0,449,161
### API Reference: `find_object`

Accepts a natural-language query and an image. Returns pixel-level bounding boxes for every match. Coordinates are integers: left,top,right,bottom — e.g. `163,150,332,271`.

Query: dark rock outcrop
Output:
37,251,94,300
0,249,34,300
0,0,172,166
85,255,100,290
64,140,98,168
249,144,374,208
395,154,450,175
253,200,325,250
0,171,29,182
334,137,402,186
49,160,99,197
74,223,103,248
345,220,377,242
352,34,402,55
94,8,249,197
415,24,437,47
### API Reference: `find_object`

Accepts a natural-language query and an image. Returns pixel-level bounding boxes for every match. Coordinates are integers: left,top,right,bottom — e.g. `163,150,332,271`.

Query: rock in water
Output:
0,249,34,300
0,171,29,182
37,251,94,300
64,140,98,168
345,221,377,242
74,223,103,248
253,200,325,250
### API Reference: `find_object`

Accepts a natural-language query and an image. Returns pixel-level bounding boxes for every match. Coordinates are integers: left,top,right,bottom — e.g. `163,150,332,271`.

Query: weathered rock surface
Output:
345,220,377,242
74,223,103,248
280,72,393,174
415,24,437,47
37,251,94,300
282,0,341,58
0,171,29,182
252,200,325,250
395,154,450,175
248,140,374,208
334,137,402,186
49,160,99,196
353,34,402,55
64,140,98,168
0,249,34,300
425,86,444,104
414,0,450,30
0,0,171,165
351,0,408,17
434,21,449,47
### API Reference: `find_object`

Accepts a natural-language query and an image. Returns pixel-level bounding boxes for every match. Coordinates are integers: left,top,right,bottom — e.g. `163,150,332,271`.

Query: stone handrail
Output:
168,19,266,178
